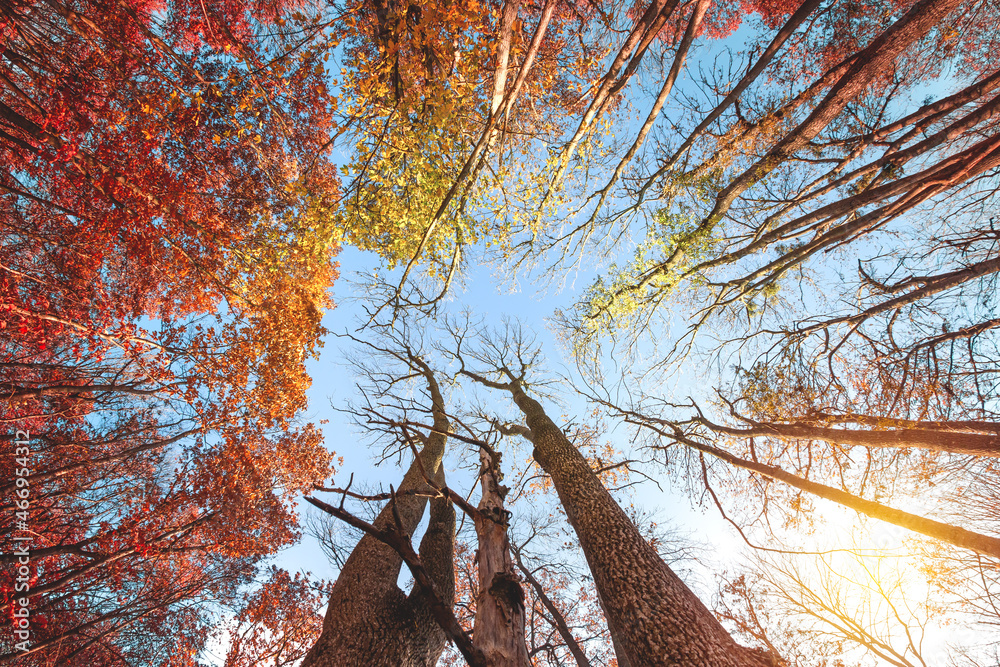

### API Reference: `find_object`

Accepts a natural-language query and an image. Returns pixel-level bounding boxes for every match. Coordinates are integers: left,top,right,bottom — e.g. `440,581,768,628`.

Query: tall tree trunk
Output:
655,0,827,175
497,382,775,667
699,416,1000,457
301,370,455,667
799,413,1000,435
406,485,458,665
490,0,520,116
710,0,967,219
472,450,531,666
545,0,679,195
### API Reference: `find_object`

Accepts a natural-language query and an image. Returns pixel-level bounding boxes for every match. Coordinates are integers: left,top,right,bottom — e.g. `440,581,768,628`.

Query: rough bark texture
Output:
301,392,455,667
506,384,776,667
406,490,459,665
472,451,531,667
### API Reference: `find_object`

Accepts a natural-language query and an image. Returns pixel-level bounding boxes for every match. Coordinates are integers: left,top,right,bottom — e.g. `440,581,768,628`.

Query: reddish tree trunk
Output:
472,451,531,666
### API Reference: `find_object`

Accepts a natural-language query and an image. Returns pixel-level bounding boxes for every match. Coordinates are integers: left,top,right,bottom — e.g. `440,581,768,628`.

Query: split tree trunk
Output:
301,371,455,667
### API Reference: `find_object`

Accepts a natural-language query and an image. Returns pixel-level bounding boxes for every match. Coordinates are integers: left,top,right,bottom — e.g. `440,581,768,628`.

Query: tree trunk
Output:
472,450,532,666
803,413,1000,435
405,486,458,666
490,0,520,116
504,384,775,667
702,418,1000,458
668,429,1000,560
712,0,967,218
545,0,679,194
301,371,455,667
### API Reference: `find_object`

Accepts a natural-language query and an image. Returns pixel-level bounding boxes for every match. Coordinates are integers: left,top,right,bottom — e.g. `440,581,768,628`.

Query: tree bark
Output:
499,382,776,667
545,0,679,194
661,428,1000,560
301,370,455,667
472,450,532,666
699,417,1000,458
490,0,520,116
710,0,967,219
801,413,1000,435
406,486,458,665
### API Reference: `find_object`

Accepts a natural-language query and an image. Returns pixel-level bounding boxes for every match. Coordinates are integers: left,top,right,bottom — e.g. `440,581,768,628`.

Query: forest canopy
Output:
1,0,999,665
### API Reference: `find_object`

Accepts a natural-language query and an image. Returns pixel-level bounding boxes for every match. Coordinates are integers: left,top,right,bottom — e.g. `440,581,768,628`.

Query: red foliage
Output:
0,0,340,662
222,567,332,667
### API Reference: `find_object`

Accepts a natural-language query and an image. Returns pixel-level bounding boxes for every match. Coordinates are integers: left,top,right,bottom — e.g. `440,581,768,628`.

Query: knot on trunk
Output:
482,503,512,526
488,571,525,618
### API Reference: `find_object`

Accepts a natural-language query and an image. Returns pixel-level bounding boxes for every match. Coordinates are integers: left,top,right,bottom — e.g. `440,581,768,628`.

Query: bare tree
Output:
448,320,780,667
301,330,458,667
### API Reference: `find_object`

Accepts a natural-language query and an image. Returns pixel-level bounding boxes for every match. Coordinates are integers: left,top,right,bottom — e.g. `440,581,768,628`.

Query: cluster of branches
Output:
301,303,1000,666
296,316,783,667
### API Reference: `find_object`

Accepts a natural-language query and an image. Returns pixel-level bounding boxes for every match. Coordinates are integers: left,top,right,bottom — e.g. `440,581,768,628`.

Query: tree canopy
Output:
3,0,999,665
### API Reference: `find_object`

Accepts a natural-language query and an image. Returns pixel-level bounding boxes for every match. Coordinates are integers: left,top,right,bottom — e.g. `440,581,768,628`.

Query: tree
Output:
0,0,339,323
451,321,780,667
327,0,607,299
301,326,458,666
326,0,830,309
612,406,1000,559
222,567,332,667
496,1,1000,656
0,0,341,661
0,329,335,663
470,444,532,666
715,549,938,667
303,315,781,666
10,0,1000,662
579,343,1000,661
554,0,1000,355
435,426,636,666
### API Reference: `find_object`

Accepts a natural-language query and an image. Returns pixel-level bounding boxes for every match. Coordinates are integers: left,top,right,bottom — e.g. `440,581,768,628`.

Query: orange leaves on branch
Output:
223,568,333,667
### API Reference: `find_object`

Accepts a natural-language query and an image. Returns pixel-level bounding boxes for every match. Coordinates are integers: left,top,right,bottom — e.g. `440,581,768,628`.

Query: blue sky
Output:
277,235,744,603
263,229,961,666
